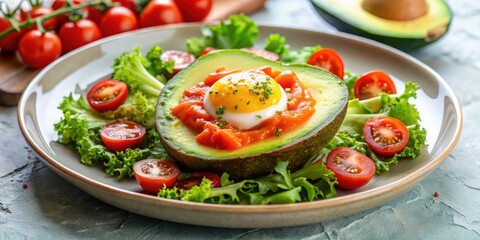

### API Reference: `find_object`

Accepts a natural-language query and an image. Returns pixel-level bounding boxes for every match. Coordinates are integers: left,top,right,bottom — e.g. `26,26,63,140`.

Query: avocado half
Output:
156,50,348,179
310,0,452,51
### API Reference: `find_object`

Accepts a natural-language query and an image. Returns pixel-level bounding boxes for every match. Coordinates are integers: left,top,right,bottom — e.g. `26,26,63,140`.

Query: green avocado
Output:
310,0,452,51
156,50,348,179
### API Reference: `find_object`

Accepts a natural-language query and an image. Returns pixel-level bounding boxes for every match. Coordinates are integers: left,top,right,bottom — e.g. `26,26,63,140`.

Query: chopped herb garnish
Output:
246,100,251,105
216,105,226,115
256,115,262,119
216,121,228,127
275,128,281,137
234,105,238,110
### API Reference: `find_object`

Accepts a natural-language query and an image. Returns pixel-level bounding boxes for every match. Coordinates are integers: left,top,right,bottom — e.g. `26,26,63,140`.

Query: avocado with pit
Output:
310,0,452,51
156,50,348,180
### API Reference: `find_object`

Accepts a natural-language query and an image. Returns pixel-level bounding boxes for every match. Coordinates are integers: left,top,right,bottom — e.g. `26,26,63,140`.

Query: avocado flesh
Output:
156,50,348,179
311,0,452,51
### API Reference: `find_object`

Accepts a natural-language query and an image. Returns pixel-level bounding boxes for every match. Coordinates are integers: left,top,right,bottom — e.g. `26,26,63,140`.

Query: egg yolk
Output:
205,72,284,113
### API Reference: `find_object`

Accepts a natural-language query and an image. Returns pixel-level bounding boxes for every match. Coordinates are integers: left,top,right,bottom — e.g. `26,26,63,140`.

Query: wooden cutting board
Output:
0,0,266,106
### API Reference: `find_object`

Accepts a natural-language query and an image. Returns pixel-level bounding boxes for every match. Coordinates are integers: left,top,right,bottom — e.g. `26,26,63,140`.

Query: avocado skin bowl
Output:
156,50,348,180
310,0,453,52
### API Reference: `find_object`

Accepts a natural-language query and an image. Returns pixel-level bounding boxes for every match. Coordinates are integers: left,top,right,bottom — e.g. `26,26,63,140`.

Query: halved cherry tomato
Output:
326,147,375,190
173,0,212,22
139,0,184,28
0,17,24,52
160,50,196,76
241,48,280,61
133,159,180,193
100,6,138,37
17,30,62,69
307,48,344,79
20,6,58,31
175,172,221,190
87,79,128,112
363,116,409,157
100,120,146,152
354,70,397,100
58,19,102,54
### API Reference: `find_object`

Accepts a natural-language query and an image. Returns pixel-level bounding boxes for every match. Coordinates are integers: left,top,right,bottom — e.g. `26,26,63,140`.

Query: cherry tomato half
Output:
133,159,180,193
0,17,24,52
139,0,184,28
87,79,128,112
58,19,102,54
175,172,221,190
363,116,409,157
100,6,138,37
241,48,280,61
307,48,344,79
160,50,196,76
173,0,212,22
20,6,58,31
100,120,146,152
354,70,397,100
326,147,375,190
17,30,62,69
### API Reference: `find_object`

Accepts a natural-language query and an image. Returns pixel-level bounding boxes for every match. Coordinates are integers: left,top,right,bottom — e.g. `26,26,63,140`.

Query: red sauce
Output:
171,66,316,150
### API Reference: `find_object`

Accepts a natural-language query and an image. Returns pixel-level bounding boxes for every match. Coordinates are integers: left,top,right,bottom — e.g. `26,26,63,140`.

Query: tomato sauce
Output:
171,66,316,150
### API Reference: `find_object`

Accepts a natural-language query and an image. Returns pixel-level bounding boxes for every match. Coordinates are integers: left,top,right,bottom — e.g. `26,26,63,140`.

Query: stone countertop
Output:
1,0,479,239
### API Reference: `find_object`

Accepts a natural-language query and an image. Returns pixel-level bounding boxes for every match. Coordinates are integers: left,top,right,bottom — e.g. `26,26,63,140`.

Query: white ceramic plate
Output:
18,23,462,228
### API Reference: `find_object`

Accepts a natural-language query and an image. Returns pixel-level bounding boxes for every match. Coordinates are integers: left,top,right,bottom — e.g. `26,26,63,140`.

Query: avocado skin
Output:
160,102,347,180
310,0,452,52
156,50,348,180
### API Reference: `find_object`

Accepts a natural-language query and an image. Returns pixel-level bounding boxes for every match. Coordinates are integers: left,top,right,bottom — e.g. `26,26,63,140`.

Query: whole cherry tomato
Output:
58,19,102,54
140,0,184,28
326,147,376,190
353,70,397,100
112,0,138,15
0,17,24,52
307,48,345,79
100,6,138,37
20,6,58,31
17,30,62,69
133,159,180,193
51,0,84,27
173,0,212,22
100,119,146,152
87,79,128,112
85,6,104,25
363,116,409,157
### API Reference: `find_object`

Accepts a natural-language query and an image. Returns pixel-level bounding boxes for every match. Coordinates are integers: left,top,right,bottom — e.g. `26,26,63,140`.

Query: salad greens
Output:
54,14,427,205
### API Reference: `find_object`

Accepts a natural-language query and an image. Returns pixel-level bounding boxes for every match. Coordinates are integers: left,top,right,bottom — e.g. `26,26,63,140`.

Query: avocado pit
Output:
362,0,428,21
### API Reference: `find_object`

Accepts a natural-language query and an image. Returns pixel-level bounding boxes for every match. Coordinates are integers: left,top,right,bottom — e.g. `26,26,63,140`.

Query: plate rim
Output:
16,22,463,224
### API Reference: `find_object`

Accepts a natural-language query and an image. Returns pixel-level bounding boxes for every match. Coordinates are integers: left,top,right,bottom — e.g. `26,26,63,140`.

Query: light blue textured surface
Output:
1,0,479,239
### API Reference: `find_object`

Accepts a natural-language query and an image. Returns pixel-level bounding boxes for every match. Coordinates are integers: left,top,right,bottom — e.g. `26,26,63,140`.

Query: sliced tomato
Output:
175,172,221,190
87,79,128,112
200,47,217,56
307,48,344,79
133,159,180,193
160,50,196,76
353,70,397,100
326,147,375,190
241,48,280,61
363,116,409,157
100,120,146,152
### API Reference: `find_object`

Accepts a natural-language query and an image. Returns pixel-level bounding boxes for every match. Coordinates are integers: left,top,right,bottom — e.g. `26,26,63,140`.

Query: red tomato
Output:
175,172,221,190
307,48,344,79
160,50,196,76
200,47,217,56
354,70,397,100
173,0,212,22
85,6,104,25
20,6,58,30
112,0,138,15
17,30,62,69
58,19,102,54
326,147,376,190
87,79,128,112
51,0,84,27
133,159,180,193
100,120,146,152
100,6,138,37
139,0,184,28
0,17,24,52
241,48,280,61
363,116,409,157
